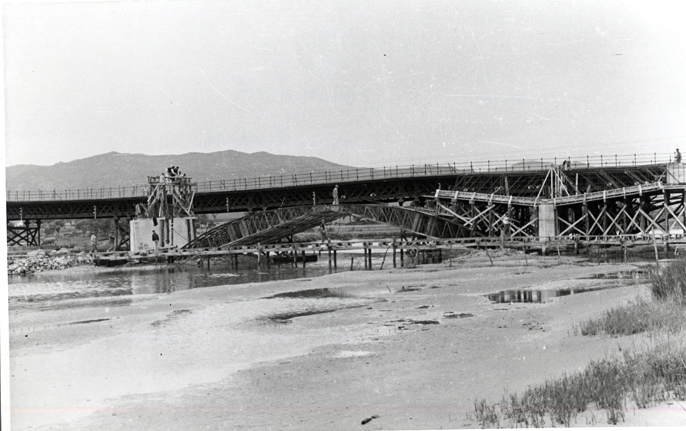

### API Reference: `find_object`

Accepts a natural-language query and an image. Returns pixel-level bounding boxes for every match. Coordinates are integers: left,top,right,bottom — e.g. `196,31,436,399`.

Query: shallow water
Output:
486,269,650,304
486,287,611,304
7,258,346,310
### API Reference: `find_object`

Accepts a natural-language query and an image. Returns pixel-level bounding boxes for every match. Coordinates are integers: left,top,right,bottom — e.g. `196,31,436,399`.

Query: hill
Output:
6,150,355,191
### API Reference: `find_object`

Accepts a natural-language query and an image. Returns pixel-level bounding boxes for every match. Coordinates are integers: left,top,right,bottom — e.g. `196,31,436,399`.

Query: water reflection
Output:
8,260,342,309
486,286,615,304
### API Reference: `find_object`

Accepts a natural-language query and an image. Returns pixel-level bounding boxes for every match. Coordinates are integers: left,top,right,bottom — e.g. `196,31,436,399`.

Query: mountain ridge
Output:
6,150,357,191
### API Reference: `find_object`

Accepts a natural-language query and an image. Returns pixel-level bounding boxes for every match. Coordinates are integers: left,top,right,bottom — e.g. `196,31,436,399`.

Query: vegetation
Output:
650,258,686,305
470,341,686,427
577,299,686,336
469,258,686,428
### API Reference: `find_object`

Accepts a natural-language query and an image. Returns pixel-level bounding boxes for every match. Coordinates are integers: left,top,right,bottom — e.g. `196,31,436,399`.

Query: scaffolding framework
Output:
135,172,197,248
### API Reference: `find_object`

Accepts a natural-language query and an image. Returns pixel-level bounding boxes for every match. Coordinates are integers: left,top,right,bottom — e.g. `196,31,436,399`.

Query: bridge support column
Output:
538,203,557,240
36,219,41,246
392,239,397,268
113,218,119,251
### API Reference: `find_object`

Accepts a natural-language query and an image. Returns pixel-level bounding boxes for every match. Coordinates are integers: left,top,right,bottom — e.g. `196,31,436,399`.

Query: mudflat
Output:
8,252,683,430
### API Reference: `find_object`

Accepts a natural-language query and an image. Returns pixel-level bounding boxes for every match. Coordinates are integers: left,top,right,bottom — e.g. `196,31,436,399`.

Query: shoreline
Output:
8,254,684,430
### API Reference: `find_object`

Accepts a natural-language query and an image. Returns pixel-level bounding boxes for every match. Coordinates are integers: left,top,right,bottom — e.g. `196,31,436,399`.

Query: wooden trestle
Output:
432,177,686,240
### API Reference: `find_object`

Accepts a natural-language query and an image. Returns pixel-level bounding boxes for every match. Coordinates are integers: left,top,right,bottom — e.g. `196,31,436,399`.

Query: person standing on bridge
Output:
152,230,160,252
320,221,327,242
675,148,682,163
502,214,511,238
332,185,339,205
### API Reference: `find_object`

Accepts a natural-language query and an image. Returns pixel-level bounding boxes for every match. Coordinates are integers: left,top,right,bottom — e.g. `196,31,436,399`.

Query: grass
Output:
650,257,686,305
468,258,686,428
576,299,686,336
469,338,686,428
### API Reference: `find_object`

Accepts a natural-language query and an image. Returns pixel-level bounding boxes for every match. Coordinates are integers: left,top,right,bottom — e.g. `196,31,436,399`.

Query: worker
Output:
332,185,339,205
502,215,511,238
320,221,327,242
90,233,97,253
152,230,160,252
675,148,682,163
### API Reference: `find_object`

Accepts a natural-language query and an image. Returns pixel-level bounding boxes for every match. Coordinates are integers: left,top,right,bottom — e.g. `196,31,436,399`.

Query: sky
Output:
4,0,686,168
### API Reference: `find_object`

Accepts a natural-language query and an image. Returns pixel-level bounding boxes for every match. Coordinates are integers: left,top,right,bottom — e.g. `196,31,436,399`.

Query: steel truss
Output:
7,220,41,246
184,204,468,249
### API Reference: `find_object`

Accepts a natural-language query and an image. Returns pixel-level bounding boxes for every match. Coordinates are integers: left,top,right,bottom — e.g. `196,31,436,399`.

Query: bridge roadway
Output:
4,154,670,221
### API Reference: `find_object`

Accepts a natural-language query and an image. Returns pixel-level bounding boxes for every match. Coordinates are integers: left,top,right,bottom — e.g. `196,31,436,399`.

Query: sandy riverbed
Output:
7,252,685,430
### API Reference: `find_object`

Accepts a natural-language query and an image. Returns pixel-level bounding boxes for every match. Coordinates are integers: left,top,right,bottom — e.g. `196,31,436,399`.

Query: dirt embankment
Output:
8,253,682,430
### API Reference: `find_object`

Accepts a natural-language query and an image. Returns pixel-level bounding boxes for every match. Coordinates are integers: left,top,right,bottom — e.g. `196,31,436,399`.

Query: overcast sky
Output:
4,0,686,168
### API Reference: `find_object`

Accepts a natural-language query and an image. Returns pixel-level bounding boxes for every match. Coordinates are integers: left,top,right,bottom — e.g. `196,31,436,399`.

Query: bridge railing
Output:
6,153,671,202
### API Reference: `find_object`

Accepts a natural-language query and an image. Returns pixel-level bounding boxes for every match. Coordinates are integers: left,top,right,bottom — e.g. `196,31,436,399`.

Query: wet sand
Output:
8,252,685,430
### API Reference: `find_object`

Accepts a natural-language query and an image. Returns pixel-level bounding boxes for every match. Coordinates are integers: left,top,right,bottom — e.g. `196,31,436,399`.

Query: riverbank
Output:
7,252,685,430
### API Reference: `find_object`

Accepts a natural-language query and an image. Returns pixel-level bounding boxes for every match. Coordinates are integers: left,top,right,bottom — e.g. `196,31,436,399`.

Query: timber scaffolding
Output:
104,231,686,272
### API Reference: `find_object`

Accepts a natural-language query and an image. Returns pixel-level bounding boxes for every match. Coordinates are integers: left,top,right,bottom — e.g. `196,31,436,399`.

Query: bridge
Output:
6,153,685,249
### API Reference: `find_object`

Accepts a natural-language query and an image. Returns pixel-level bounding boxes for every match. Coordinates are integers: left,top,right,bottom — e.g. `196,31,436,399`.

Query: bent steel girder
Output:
342,204,471,239
184,203,472,249
184,206,347,249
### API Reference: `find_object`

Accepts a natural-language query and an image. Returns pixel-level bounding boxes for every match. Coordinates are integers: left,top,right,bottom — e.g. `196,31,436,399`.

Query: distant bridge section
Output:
6,153,682,247
5,154,670,221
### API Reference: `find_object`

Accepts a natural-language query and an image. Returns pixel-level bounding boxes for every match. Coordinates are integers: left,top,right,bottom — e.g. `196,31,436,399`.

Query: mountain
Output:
5,150,356,192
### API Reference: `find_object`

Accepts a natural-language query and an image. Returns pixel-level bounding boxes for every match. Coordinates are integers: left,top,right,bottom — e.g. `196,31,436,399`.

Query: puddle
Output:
583,270,651,280
266,308,340,324
443,312,475,319
71,318,111,325
486,286,613,304
486,270,649,304
266,288,349,299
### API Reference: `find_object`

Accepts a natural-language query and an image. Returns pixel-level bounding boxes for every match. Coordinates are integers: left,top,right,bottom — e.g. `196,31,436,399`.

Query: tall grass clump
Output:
578,299,686,336
577,258,686,337
469,340,686,428
650,257,686,305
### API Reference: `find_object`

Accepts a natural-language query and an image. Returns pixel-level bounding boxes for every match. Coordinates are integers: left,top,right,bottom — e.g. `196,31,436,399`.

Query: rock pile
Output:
7,249,94,275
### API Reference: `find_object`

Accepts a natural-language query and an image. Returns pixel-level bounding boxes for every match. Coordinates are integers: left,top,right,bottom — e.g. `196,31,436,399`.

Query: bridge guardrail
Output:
6,153,671,202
